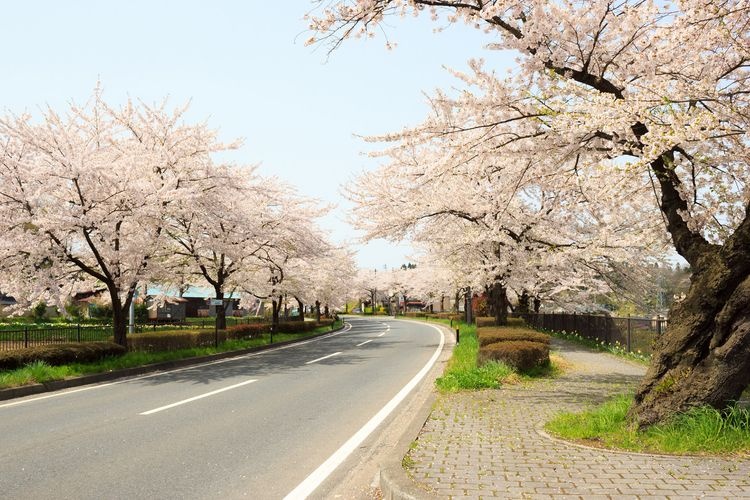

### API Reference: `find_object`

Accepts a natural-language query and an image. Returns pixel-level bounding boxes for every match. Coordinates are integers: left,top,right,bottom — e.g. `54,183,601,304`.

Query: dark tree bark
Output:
464,287,473,325
324,303,330,318
295,296,305,322
315,300,322,322
490,281,508,326
630,240,750,427
533,296,541,314
271,295,282,335
629,153,750,427
213,287,226,331
110,288,127,348
517,290,531,315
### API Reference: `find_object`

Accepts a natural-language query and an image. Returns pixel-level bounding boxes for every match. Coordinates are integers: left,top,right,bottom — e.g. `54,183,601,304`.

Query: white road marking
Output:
305,352,342,365
284,321,446,500
0,323,354,410
377,331,387,337
140,379,257,415
356,340,373,347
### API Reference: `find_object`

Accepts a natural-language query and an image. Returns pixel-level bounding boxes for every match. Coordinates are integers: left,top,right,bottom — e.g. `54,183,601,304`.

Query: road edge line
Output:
284,320,446,500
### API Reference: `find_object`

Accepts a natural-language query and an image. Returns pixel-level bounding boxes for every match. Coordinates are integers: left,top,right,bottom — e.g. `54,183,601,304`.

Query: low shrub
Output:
434,313,462,321
277,319,332,333
0,342,126,370
403,312,427,318
477,327,551,347
476,316,496,327
127,319,337,352
476,316,528,328
226,322,270,338
128,330,211,352
507,317,527,327
478,340,550,372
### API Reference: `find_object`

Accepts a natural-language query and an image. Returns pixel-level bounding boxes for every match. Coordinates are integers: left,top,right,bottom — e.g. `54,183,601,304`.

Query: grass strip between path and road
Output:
546,393,750,456
399,317,561,392
0,321,342,389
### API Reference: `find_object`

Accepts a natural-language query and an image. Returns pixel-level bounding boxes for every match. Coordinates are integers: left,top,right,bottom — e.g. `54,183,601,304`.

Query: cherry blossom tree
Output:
310,1,750,426
0,90,236,347
163,169,327,330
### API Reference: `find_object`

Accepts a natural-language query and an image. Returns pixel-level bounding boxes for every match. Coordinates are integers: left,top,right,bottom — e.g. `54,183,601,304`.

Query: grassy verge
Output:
425,319,560,392
546,394,750,455
543,329,651,364
0,320,342,389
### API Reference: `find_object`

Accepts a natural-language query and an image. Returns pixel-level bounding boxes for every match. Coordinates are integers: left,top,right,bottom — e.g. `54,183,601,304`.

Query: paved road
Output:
0,317,444,499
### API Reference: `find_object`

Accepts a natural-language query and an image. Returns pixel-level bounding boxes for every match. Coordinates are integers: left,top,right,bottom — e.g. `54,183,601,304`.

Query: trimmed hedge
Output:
477,327,551,347
439,312,461,319
128,330,221,352
0,342,126,370
478,340,550,372
226,323,270,338
476,316,496,327
128,320,335,352
403,312,428,318
476,316,527,327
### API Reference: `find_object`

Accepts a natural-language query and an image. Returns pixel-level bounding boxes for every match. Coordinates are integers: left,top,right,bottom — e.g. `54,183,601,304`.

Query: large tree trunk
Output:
315,300,322,322
214,288,226,330
517,290,530,315
490,282,508,326
295,297,305,322
630,152,750,427
271,296,281,336
464,287,473,325
630,250,750,427
108,285,130,349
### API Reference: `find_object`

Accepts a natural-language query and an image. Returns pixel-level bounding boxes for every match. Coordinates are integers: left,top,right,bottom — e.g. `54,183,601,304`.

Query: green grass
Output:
546,394,750,455
396,317,564,392
0,320,343,389
544,329,652,364
433,321,519,392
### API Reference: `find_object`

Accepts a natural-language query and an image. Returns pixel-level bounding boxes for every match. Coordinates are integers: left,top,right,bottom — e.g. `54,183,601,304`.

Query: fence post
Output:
456,328,460,344
627,316,632,353
77,324,81,343
24,326,28,348
657,315,663,336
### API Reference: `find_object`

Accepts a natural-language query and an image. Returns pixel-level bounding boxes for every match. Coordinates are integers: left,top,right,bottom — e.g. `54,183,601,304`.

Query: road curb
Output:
0,324,345,402
379,319,455,499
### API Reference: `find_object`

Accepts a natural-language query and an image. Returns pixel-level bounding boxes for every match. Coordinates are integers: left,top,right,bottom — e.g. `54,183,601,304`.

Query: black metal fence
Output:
525,312,668,355
0,324,113,351
0,316,270,352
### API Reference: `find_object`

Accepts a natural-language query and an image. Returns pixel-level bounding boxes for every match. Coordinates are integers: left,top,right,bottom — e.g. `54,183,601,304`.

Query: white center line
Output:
305,352,342,365
140,379,257,416
377,331,387,337
356,340,373,347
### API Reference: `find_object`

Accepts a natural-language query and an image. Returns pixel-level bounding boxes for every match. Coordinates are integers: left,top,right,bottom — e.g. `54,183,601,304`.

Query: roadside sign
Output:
209,299,223,306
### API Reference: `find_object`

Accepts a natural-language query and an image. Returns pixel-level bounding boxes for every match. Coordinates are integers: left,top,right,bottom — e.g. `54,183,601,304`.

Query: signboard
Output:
209,299,223,306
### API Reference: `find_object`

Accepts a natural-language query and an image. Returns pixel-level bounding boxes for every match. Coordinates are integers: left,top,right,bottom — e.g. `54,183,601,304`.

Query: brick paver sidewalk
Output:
406,339,750,499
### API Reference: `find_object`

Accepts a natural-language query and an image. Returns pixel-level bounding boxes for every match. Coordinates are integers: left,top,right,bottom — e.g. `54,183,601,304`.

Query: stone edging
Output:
379,318,456,500
535,423,728,459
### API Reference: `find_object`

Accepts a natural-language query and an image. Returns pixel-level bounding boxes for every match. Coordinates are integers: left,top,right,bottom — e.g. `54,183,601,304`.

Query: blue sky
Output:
0,1,512,270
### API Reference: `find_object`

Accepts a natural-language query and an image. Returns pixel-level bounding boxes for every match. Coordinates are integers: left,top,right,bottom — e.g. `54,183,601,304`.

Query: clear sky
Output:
0,1,511,270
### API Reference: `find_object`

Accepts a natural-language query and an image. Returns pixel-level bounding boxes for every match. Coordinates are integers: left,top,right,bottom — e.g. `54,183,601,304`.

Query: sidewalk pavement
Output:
389,338,750,499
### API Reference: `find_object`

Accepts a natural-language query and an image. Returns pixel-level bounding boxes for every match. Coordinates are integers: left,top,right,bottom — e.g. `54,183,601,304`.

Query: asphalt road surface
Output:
0,317,444,499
